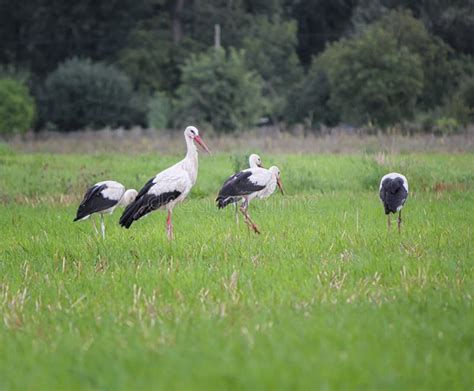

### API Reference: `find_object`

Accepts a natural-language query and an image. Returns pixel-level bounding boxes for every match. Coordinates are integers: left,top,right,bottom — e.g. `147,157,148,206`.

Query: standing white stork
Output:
119,126,210,240
216,165,283,234
74,180,138,239
223,154,264,223
248,154,264,169
379,172,409,232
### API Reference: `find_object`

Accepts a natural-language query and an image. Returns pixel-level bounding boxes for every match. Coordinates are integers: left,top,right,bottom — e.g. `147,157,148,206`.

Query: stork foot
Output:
251,223,261,234
240,205,260,235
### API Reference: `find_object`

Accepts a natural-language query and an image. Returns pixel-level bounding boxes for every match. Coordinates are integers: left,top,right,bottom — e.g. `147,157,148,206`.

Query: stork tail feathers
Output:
74,209,90,222
119,202,141,229
119,191,182,229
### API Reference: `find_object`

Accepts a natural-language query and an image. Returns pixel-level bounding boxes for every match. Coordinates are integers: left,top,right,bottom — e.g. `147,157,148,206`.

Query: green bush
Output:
285,61,339,127
174,48,265,132
117,25,178,93
242,16,303,120
434,117,460,135
0,78,36,134
292,9,458,129
147,91,171,129
444,77,474,126
371,10,454,109
319,24,423,127
39,58,142,131
459,77,474,111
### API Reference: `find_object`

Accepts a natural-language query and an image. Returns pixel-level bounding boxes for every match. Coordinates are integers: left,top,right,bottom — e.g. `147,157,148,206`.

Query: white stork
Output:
216,165,283,234
248,154,264,169
223,154,264,222
74,180,138,239
119,126,210,240
379,172,409,232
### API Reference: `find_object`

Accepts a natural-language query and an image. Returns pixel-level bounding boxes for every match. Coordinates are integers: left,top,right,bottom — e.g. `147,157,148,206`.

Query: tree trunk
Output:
171,0,184,45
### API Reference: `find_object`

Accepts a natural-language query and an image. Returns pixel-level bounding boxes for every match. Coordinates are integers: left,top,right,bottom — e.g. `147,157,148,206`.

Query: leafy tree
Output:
447,77,474,125
420,0,474,56
351,0,389,31
174,47,264,132
350,1,474,56
117,21,178,93
242,16,303,120
320,26,423,126
185,0,251,49
0,0,150,77
147,91,172,129
0,65,30,85
371,10,454,109
285,60,339,127
39,58,142,131
0,78,36,134
289,0,357,66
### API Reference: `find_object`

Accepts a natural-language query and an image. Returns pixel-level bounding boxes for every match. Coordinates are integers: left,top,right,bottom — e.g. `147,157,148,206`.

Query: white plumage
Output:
119,126,210,240
379,172,409,232
216,165,283,234
95,181,129,212
379,173,408,194
248,154,263,169
222,153,264,223
256,166,282,199
74,180,138,238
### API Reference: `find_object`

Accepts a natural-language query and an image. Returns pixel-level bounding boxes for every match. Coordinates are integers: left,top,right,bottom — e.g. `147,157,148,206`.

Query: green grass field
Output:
1,146,473,390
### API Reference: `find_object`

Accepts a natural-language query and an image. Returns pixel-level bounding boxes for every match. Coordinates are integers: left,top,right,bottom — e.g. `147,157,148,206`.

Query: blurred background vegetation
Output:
0,0,473,135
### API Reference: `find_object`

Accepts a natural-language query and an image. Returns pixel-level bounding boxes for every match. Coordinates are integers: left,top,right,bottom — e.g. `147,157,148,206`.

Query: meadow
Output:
0,144,473,390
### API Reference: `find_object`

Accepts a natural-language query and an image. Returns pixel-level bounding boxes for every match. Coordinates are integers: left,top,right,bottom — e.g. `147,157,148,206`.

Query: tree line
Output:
0,0,473,134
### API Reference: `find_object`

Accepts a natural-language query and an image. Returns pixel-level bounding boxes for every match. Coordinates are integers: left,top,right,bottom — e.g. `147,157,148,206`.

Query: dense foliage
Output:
242,16,302,120
175,48,264,132
39,58,142,131
0,0,473,132
0,78,36,134
320,14,424,126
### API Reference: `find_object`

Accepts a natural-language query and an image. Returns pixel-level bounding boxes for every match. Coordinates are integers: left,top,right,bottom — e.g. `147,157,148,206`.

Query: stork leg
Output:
166,210,174,240
387,215,391,231
100,214,106,239
239,203,260,234
235,203,239,225
91,216,99,235
398,210,402,234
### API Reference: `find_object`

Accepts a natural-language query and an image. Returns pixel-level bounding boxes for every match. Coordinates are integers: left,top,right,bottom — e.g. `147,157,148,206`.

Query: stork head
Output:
249,154,263,168
184,126,211,154
269,166,284,195
122,189,138,206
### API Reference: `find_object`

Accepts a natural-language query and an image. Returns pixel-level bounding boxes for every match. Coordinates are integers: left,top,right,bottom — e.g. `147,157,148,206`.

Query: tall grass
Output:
0,150,473,390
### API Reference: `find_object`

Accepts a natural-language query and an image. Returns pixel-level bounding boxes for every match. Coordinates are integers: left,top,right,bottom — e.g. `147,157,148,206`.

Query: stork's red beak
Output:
258,162,264,168
277,177,284,195
194,135,211,154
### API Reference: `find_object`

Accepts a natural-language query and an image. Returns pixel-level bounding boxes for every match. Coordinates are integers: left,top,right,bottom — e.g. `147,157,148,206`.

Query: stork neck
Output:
184,135,198,168
117,193,126,207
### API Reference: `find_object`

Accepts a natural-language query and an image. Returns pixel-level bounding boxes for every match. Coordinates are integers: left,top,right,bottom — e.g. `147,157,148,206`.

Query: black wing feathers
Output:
136,177,156,200
380,178,408,214
119,190,181,229
74,184,117,221
216,171,265,209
